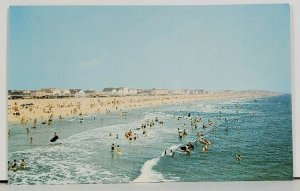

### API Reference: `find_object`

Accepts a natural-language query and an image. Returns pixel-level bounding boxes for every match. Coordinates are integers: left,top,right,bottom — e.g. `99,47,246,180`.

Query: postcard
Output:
7,4,292,184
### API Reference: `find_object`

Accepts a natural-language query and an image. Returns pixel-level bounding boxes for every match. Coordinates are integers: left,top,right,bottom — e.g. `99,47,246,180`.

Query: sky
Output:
8,5,291,93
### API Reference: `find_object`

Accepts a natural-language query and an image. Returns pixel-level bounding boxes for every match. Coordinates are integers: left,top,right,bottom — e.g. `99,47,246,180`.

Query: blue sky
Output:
8,5,291,93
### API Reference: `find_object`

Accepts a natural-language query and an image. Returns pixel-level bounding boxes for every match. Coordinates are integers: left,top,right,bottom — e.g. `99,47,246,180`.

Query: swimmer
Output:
178,132,183,139
116,145,121,154
185,147,190,155
11,160,17,172
20,159,27,169
201,146,206,153
236,154,242,161
204,144,208,151
111,143,115,152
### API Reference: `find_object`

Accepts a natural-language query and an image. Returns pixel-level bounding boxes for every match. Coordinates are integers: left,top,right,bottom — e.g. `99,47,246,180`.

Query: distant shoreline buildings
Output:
8,87,209,100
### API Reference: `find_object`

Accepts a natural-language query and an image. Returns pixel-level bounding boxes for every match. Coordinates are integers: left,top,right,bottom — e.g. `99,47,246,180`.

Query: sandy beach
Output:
7,90,282,125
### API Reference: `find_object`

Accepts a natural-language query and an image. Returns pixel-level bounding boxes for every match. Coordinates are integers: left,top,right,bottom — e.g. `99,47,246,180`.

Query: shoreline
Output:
7,90,283,125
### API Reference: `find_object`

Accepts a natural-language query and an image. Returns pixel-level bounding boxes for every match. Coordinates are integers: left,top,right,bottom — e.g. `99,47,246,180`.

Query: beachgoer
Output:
11,160,17,172
183,129,187,135
185,146,190,155
20,159,27,169
179,132,183,139
116,145,121,154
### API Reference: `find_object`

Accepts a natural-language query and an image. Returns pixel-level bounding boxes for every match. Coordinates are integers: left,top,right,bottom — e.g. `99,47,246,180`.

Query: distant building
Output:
116,87,128,96
62,89,71,97
38,88,56,99
170,89,185,95
128,89,138,95
150,88,169,96
8,90,25,99
75,90,86,98
69,89,81,97
103,88,115,96
93,90,109,97
52,89,62,97
137,89,151,96
85,90,97,98
111,89,117,96
102,87,136,97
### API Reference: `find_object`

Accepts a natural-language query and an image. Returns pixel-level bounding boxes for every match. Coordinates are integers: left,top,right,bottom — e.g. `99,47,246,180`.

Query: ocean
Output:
8,95,293,184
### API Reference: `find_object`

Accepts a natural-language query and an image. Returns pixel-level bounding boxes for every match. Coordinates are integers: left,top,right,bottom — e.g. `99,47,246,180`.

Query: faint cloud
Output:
81,59,101,66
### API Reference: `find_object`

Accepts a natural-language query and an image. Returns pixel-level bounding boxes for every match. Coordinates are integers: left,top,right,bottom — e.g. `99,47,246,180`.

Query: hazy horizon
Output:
8,5,291,93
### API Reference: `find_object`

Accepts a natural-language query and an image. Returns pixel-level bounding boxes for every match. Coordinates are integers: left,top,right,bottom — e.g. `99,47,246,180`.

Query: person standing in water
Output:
236,154,242,161
20,159,27,169
111,143,115,152
116,145,121,154
11,160,17,172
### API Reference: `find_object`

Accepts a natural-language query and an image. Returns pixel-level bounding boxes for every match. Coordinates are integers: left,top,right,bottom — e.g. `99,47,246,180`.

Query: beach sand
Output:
7,90,282,125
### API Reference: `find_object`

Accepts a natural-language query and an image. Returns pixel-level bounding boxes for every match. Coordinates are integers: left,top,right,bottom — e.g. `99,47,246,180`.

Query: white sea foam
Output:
133,143,181,183
9,111,175,184
132,157,163,183
9,143,130,184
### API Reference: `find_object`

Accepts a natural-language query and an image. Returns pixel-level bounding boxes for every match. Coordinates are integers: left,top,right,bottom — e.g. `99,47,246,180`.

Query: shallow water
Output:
8,95,292,184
